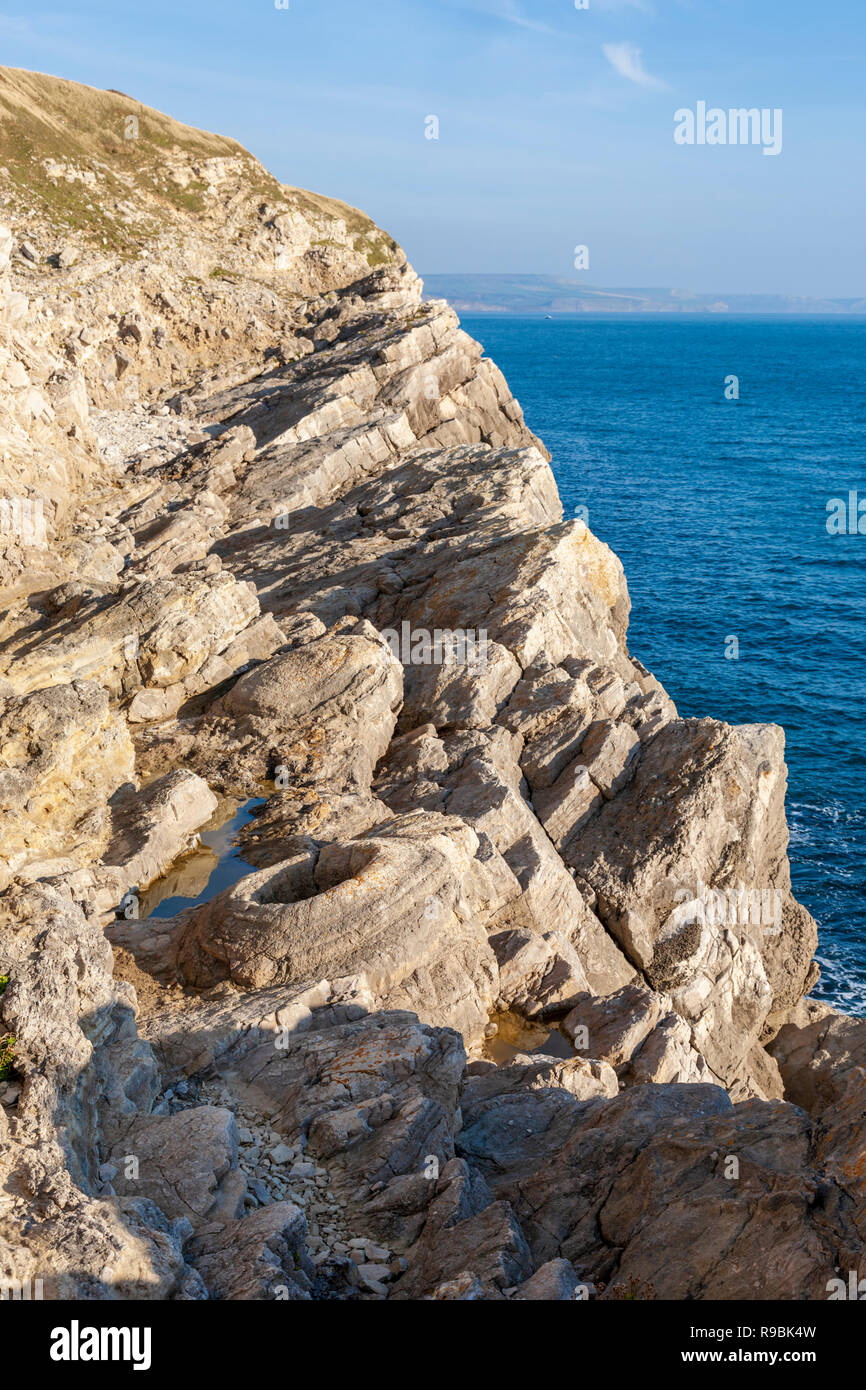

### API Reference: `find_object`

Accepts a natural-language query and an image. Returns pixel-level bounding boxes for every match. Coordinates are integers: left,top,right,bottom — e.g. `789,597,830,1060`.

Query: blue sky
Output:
2,0,864,294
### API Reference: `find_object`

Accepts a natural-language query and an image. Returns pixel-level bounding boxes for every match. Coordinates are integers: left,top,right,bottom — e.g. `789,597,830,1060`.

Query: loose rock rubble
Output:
0,69,861,1303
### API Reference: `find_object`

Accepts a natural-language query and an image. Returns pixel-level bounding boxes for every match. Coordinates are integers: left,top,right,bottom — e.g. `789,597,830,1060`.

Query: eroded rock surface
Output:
0,71,860,1304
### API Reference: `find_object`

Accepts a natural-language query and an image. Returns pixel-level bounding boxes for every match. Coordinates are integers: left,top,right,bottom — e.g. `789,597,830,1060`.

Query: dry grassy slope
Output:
0,67,406,598
0,66,406,419
0,66,398,271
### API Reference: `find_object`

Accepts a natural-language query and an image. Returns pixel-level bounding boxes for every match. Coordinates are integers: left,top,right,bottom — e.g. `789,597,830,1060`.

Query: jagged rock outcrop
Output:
0,680,135,889
0,223,97,600
0,72,860,1303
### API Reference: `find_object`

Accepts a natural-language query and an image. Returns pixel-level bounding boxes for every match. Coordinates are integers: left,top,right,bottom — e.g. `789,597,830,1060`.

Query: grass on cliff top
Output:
274,185,399,267
0,67,399,269
0,66,254,250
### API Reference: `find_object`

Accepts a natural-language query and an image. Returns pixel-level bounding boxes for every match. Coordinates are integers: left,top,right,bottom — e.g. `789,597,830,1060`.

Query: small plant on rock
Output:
602,1276,658,1301
0,1035,15,1082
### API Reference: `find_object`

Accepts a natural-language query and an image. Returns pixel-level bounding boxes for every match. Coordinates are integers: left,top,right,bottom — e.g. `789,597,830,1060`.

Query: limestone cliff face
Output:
0,65,400,598
0,75,862,1303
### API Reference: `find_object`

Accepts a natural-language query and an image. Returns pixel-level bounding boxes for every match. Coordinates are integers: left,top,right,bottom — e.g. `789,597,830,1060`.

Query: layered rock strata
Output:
0,73,861,1303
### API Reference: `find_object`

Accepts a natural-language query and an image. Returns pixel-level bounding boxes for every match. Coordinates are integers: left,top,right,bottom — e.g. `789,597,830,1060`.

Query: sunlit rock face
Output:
0,69,849,1306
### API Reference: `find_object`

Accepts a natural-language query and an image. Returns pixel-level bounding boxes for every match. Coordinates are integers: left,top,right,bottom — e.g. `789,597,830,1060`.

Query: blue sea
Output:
463,314,866,1016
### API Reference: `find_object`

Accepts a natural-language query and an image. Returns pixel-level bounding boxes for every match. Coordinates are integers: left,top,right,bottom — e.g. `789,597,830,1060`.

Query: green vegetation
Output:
161,178,209,215
0,66,401,271
605,1276,657,1301
0,977,13,1080
0,1035,15,1082
353,232,397,268
0,67,253,251
284,187,399,268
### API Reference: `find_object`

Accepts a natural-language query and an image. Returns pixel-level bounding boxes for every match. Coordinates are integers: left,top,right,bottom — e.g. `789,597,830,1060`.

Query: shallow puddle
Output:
483,1010,574,1066
139,797,266,919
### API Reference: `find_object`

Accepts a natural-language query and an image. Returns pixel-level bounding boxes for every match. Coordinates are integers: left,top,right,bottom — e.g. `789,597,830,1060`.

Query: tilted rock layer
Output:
0,71,861,1303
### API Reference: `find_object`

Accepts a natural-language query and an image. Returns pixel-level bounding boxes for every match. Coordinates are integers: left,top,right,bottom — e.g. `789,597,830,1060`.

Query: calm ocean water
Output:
463,314,866,1016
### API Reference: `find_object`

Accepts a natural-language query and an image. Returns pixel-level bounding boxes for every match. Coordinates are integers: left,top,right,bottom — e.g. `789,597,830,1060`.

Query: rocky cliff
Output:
0,70,863,1302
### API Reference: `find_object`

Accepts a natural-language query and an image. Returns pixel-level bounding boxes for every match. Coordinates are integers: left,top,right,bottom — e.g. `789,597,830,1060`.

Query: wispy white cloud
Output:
500,2,560,35
455,1,561,38
602,41,667,89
